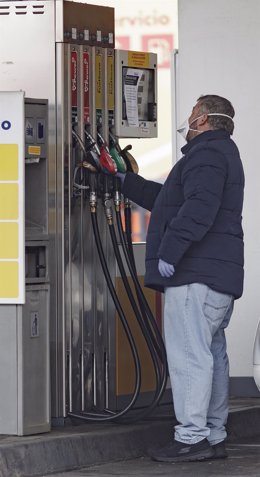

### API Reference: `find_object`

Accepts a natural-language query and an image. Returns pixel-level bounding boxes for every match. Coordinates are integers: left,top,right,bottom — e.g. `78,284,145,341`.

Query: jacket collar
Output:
181,129,230,155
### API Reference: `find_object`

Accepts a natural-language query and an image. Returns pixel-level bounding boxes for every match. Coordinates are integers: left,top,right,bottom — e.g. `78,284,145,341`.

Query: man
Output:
119,95,244,462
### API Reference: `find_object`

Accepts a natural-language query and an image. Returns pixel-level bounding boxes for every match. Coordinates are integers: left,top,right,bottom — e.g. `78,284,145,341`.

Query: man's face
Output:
186,102,202,142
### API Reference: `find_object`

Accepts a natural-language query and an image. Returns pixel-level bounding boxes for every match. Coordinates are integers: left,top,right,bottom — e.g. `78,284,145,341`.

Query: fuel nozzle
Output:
97,130,117,175
109,131,127,173
120,144,139,174
72,126,100,173
109,130,139,174
84,128,101,171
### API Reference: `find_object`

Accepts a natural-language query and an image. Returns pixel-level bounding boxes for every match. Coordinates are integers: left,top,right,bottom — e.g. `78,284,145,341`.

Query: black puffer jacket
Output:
123,129,245,299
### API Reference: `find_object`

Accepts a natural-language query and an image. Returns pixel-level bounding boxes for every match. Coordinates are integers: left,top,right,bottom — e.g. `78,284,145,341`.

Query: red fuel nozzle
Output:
99,145,117,175
96,130,117,174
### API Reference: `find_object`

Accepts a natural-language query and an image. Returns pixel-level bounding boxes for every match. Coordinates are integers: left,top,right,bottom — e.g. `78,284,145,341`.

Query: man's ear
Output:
197,113,208,126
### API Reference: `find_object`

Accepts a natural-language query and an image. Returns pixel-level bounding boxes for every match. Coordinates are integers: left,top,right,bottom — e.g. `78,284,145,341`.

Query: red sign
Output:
142,34,174,69
115,36,130,50
83,52,90,124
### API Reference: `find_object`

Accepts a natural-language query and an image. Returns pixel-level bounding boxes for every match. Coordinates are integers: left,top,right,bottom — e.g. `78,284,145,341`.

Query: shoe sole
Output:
152,448,215,463
210,452,228,460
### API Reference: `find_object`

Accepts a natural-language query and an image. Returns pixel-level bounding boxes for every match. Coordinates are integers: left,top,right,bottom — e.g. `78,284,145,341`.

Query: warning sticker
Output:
28,146,41,156
128,51,149,68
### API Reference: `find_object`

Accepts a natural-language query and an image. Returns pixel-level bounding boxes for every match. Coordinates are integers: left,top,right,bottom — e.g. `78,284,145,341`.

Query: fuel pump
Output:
66,35,168,422
67,39,141,420
68,39,167,421
0,0,169,426
63,39,140,421
0,92,50,435
63,24,168,423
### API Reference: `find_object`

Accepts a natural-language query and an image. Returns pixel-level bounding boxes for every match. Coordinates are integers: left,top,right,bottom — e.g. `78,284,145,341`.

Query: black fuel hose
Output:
115,208,168,418
124,202,164,362
123,201,136,272
68,208,142,422
117,205,168,369
113,183,164,374
102,179,166,422
68,170,166,422
107,221,162,401
101,176,163,418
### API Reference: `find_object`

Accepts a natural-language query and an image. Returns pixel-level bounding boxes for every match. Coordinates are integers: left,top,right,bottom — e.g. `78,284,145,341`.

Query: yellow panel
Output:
0,262,18,298
0,144,18,180
0,184,18,219
107,54,114,111
95,52,102,109
0,223,18,258
128,51,149,68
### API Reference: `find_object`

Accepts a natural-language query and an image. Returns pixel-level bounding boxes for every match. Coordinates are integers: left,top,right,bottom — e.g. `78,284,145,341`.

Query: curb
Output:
227,406,260,441
0,420,173,477
1,407,260,476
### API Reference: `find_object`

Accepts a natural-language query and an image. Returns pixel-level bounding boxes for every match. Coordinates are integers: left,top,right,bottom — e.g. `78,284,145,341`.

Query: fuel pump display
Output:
115,49,158,138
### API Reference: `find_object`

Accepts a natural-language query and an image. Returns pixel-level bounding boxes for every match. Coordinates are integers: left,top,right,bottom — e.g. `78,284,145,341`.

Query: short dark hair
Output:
197,94,235,135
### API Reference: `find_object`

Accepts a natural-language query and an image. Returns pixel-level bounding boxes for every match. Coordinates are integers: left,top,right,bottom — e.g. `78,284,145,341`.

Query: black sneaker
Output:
151,438,215,463
211,441,228,459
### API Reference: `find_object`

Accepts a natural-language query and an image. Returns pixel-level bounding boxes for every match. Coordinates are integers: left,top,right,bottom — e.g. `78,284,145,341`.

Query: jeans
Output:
164,283,234,445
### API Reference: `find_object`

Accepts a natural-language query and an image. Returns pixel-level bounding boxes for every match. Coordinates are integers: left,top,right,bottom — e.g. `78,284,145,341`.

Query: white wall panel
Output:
178,0,260,378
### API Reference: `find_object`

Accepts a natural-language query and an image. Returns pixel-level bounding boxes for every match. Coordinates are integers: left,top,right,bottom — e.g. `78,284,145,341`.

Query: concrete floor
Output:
46,436,260,477
1,399,260,476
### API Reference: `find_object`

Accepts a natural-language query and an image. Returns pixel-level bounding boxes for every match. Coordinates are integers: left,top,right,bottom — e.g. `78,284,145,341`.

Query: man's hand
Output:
158,258,175,278
115,172,126,184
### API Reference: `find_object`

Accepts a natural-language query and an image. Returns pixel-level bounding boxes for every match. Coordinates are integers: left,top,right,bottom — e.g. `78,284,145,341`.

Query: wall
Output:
177,0,260,392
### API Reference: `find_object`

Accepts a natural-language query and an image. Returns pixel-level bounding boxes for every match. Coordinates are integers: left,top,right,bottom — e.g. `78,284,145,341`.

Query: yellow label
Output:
0,184,18,220
28,146,41,156
0,223,18,259
128,51,149,68
95,53,102,109
0,144,18,180
0,262,18,298
107,54,114,111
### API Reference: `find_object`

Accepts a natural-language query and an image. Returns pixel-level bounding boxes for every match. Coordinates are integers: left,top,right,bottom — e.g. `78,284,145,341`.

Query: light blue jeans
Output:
164,283,234,445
